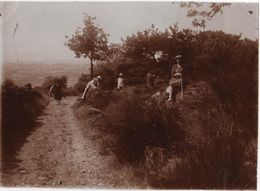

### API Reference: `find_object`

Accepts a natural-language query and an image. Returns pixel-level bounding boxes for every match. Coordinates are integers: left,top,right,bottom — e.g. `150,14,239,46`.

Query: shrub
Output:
74,73,92,94
74,89,117,111
1,79,47,169
102,90,184,163
72,26,257,189
94,62,117,89
194,33,258,138
42,75,68,92
63,86,79,96
149,115,256,189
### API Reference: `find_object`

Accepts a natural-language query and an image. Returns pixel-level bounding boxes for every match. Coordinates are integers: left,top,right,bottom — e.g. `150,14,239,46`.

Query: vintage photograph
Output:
0,1,258,189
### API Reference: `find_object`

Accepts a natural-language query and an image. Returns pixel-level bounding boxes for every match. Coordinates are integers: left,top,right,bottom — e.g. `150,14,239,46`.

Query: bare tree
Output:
176,2,231,28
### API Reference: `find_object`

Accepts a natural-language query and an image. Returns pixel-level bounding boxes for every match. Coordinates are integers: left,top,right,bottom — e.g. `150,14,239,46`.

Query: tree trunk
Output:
90,58,93,78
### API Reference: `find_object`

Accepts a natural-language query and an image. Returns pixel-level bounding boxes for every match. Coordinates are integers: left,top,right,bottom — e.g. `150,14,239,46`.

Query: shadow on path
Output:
2,114,46,173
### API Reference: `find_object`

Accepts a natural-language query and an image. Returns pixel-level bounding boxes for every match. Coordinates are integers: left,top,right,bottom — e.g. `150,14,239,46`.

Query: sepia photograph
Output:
0,1,258,189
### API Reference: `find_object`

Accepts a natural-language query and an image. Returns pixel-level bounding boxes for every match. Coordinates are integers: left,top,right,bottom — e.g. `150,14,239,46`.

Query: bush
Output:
63,86,79,96
74,73,92,94
74,89,117,111
94,63,117,89
1,79,47,168
42,75,68,92
72,26,257,189
149,114,256,189
102,90,184,163
193,32,258,138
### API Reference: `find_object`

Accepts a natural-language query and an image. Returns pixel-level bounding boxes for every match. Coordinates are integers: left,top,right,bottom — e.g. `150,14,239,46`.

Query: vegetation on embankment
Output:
1,80,48,170
1,73,78,167
72,26,257,189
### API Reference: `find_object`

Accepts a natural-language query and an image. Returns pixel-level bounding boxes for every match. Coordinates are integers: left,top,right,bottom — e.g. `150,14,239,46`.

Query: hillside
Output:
2,63,88,87
1,23,257,189
73,80,256,189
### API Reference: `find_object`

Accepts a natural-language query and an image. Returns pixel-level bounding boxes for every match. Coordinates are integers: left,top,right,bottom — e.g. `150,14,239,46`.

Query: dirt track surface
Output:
2,96,142,188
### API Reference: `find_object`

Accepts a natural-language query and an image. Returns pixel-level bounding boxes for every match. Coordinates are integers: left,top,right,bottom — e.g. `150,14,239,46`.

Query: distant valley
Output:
2,63,88,87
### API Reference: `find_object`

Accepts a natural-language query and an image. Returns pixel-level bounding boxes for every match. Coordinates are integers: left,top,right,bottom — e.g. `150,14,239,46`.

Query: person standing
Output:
81,75,102,100
49,81,63,105
167,55,183,101
117,73,124,91
146,72,156,89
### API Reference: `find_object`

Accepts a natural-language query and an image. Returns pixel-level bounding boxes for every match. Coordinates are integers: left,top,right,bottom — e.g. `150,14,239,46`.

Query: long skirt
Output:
54,89,62,100
169,76,181,86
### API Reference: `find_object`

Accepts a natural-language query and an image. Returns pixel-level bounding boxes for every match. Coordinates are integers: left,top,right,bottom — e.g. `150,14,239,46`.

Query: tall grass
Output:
149,114,256,189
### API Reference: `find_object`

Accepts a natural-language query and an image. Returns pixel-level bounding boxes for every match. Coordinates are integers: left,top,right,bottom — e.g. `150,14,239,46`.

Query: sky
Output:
0,2,259,64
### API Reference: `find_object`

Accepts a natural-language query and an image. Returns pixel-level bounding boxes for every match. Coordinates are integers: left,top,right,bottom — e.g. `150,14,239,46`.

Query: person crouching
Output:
81,75,102,100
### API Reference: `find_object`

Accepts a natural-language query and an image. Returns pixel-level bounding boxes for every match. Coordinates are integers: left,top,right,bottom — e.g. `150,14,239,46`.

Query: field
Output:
2,63,88,87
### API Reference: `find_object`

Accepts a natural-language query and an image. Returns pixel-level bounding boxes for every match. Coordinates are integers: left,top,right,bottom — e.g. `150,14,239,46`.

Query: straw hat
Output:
174,55,182,60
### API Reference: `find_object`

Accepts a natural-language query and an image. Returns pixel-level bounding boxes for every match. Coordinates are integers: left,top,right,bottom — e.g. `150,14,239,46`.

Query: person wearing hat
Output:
167,55,183,101
81,75,102,100
117,73,124,91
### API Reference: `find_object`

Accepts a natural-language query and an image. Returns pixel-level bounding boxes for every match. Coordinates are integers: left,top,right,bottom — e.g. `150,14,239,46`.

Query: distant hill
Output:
2,63,89,87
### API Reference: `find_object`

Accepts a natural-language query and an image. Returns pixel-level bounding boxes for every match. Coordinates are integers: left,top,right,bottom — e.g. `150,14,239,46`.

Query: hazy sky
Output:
1,2,258,64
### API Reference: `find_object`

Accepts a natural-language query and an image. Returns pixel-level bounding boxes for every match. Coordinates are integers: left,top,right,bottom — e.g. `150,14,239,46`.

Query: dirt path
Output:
2,96,143,188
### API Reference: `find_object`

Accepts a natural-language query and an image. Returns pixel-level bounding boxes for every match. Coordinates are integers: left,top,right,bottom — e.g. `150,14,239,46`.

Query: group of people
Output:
80,72,125,100
49,54,183,104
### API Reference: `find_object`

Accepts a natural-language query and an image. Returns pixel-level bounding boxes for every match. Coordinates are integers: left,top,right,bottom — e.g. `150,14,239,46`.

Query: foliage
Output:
194,31,258,137
93,43,127,89
63,86,79,96
83,89,116,110
102,88,184,163
73,73,91,94
1,79,47,167
94,26,257,152
151,115,256,189
121,25,169,76
176,2,231,28
119,27,257,138
102,43,126,69
41,75,68,92
120,24,199,83
94,62,117,89
65,14,109,77
74,23,257,189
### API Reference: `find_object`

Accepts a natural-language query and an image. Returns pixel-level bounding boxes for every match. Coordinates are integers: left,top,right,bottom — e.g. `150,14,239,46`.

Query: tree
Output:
176,2,231,28
120,24,199,78
74,73,91,93
59,75,68,88
42,75,68,91
65,14,109,78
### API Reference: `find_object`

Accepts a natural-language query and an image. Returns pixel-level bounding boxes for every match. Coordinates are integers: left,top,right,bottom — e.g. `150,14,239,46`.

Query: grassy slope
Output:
73,80,256,188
